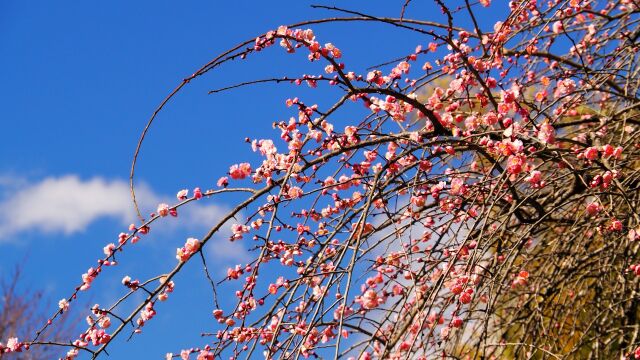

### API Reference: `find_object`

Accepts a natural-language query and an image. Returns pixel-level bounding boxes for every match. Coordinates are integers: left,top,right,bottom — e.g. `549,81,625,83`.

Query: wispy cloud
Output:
0,175,249,264
0,175,149,239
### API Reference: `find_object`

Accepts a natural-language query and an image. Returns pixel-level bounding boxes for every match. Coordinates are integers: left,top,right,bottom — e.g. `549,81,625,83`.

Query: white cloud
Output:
206,239,251,265
0,175,252,267
0,175,149,239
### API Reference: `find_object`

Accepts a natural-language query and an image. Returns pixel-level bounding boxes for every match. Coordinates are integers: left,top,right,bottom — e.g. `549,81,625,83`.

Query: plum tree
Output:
3,1,640,359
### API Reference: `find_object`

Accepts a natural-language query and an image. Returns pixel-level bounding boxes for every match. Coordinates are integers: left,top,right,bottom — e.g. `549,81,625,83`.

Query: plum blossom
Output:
176,238,201,262
59,298,70,312
192,187,202,200
586,202,601,216
449,177,466,196
157,203,170,217
288,186,304,199
537,122,555,144
98,316,112,329
217,177,229,187
356,289,385,309
229,163,252,180
181,349,191,360
197,350,214,360
140,302,156,322
231,224,250,240
525,170,544,188
80,267,99,291
177,189,189,200
506,154,528,175
555,78,576,98
103,243,116,256
252,139,278,158
552,21,564,34
459,289,473,304
6,337,20,352
583,147,599,161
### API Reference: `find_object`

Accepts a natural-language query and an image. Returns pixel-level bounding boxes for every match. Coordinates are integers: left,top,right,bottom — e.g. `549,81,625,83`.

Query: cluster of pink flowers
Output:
0,337,24,355
176,238,201,262
229,163,252,180
230,223,250,240
80,267,100,291
157,202,178,217
355,289,385,309
137,302,157,327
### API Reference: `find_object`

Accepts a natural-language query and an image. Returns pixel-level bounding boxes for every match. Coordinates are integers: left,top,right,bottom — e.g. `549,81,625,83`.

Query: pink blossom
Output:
511,270,529,288
613,146,623,159
359,289,380,309
181,349,191,360
411,195,426,207
344,125,358,137
525,170,543,188
252,139,277,157
396,61,410,74
157,203,170,217
449,177,466,196
103,243,116,256
459,290,473,304
419,160,432,172
552,21,564,34
555,78,576,97
483,111,499,125
450,284,463,295
584,147,599,160
59,298,70,312
333,305,354,320
88,328,111,345
118,232,128,245
537,122,555,144
602,144,614,157
586,202,601,216
535,90,547,102
177,189,188,200
217,176,229,187
176,238,200,262
212,309,224,319
229,163,252,180
611,219,623,232
231,224,250,240
66,348,79,359
98,316,111,329
185,238,200,253
193,187,203,200
323,176,336,187
288,186,304,199
80,267,98,291
507,155,527,175
197,350,214,360
6,337,20,352
140,302,156,322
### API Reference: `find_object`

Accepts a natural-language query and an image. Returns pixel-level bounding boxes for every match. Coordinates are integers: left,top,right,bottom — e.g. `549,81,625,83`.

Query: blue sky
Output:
0,1,503,358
